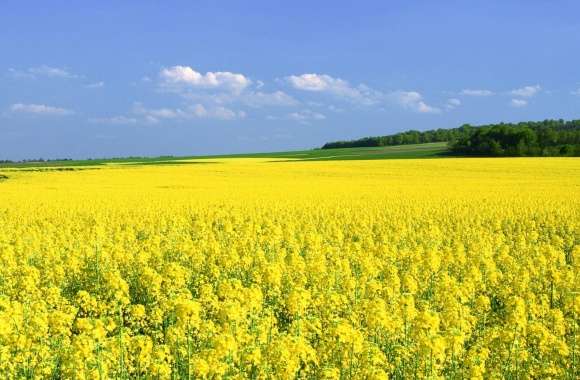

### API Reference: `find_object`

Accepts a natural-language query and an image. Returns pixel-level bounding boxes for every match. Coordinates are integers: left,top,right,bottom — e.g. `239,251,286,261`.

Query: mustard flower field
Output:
0,158,578,379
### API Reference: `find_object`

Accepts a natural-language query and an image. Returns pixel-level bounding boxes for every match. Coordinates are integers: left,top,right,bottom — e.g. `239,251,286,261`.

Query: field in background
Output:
0,157,579,378
0,142,448,169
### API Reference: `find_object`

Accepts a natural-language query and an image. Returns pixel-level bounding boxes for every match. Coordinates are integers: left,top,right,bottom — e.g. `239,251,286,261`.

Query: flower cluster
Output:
0,158,578,378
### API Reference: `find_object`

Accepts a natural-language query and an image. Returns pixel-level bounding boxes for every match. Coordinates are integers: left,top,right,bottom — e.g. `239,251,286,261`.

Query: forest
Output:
322,119,580,156
321,126,472,149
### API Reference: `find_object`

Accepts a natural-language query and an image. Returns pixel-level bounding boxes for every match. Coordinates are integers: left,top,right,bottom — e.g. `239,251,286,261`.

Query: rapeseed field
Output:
0,158,578,379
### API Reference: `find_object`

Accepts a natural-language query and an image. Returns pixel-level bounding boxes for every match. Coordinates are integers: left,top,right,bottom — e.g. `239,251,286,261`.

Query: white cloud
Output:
417,102,440,114
89,116,137,125
286,73,380,105
158,66,299,111
288,109,326,122
132,102,245,123
446,98,461,110
460,89,494,96
268,109,326,124
242,91,298,107
510,84,541,98
9,65,77,79
181,90,298,108
287,73,344,92
188,104,246,120
133,103,184,120
156,67,453,118
30,65,76,78
160,65,251,93
391,91,441,114
86,81,104,89
10,103,73,116
510,99,528,108
90,102,246,126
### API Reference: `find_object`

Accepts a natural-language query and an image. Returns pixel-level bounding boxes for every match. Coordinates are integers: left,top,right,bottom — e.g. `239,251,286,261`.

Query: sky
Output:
1,1,579,160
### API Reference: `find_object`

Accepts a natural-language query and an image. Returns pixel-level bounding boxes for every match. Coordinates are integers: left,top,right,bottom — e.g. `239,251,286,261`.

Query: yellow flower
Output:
0,157,577,378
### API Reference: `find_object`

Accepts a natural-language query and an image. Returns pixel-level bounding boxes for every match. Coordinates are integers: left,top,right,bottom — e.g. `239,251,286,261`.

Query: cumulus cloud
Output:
287,73,345,92
9,65,77,79
155,66,452,118
286,73,380,105
160,65,251,93
158,66,302,116
391,91,441,114
460,89,494,96
89,66,298,124
292,78,443,112
510,99,528,108
510,84,541,98
9,103,73,116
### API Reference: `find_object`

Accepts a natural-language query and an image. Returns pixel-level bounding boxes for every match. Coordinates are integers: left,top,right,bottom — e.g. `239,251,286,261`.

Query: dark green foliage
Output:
322,119,580,157
322,124,475,149
449,119,580,156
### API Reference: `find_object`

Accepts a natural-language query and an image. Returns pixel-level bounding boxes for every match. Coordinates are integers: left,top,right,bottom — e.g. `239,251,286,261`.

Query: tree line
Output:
322,126,471,149
449,120,580,156
322,119,580,156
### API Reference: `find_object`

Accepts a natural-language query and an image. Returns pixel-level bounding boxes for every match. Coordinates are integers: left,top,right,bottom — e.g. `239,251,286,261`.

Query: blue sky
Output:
1,1,579,160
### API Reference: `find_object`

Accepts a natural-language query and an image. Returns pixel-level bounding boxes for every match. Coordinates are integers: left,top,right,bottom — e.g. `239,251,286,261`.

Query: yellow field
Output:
0,158,579,379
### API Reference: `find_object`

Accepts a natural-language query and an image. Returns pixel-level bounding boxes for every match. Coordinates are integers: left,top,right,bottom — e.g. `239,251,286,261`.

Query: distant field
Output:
205,142,449,161
0,142,448,168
